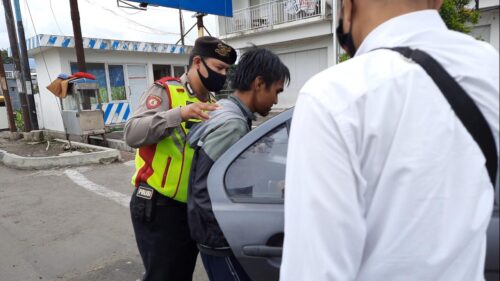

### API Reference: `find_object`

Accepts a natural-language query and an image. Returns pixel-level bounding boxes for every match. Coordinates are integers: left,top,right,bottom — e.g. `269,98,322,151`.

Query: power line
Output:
49,0,65,35
25,0,64,128
84,0,180,36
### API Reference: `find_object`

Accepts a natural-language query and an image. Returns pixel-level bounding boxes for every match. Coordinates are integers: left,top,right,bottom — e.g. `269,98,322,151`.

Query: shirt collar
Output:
228,95,257,122
180,73,194,96
356,10,447,56
180,73,210,101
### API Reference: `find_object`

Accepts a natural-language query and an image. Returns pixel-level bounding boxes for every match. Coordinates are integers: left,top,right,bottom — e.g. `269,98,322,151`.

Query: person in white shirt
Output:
281,0,499,280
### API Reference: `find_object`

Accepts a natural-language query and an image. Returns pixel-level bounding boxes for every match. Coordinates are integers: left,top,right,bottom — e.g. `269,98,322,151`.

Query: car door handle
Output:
242,245,283,257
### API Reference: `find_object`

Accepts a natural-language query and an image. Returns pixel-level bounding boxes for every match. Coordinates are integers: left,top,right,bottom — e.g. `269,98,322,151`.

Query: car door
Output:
207,109,293,281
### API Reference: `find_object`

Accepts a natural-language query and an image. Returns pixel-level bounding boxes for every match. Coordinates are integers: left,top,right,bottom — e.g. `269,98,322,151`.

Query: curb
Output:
0,139,122,170
89,136,135,153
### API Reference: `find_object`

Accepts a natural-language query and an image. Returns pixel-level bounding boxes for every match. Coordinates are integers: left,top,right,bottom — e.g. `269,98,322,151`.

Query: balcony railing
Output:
224,0,322,34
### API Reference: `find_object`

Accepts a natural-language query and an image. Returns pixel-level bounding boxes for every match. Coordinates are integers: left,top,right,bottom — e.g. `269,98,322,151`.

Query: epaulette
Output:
154,76,182,88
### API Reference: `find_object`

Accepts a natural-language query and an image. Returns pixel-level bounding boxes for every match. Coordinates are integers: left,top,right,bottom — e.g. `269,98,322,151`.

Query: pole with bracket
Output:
69,0,91,110
1,0,32,132
13,0,39,130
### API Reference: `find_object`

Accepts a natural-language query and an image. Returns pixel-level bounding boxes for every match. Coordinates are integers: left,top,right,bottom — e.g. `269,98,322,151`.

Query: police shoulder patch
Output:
146,95,162,109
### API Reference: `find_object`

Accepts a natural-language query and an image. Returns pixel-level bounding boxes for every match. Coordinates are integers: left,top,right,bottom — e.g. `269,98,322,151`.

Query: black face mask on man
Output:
197,58,227,92
335,1,357,57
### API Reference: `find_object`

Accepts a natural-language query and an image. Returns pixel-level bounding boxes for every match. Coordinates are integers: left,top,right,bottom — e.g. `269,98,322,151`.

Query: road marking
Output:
64,169,129,207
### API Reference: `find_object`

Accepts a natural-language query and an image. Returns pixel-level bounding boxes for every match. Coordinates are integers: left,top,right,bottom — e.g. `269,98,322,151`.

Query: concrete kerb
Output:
0,139,122,170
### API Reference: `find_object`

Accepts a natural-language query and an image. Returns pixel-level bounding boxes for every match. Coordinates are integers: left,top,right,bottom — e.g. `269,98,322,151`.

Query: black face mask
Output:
335,8,357,57
197,59,227,92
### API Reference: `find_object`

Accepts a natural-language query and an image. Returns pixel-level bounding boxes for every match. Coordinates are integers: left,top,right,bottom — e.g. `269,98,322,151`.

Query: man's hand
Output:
180,102,220,121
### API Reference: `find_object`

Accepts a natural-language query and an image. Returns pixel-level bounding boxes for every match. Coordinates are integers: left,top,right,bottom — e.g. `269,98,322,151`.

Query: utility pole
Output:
2,0,31,132
69,0,90,109
196,13,205,37
0,60,17,132
13,0,38,130
178,9,185,45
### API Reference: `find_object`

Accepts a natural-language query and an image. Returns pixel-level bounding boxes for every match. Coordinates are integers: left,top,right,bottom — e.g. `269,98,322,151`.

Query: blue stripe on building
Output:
122,106,131,121
89,39,96,48
115,103,124,116
112,41,119,50
100,42,107,49
48,36,57,45
103,104,114,122
62,38,71,48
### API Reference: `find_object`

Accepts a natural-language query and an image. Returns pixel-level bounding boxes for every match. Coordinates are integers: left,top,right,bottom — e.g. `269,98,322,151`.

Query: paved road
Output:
0,152,208,281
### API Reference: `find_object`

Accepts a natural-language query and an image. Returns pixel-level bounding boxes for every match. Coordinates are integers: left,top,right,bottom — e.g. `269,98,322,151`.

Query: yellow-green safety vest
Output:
131,78,204,203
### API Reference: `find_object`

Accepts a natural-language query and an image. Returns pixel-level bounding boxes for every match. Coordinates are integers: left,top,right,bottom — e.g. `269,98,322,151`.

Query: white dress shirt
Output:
281,10,499,281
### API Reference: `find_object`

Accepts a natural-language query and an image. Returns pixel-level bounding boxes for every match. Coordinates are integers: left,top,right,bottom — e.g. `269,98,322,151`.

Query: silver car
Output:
206,109,499,281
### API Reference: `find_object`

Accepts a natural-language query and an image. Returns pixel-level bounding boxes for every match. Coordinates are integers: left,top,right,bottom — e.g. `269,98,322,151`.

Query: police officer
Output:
124,36,237,281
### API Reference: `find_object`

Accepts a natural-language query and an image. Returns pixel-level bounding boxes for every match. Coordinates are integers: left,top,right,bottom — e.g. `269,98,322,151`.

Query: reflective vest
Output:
131,77,207,203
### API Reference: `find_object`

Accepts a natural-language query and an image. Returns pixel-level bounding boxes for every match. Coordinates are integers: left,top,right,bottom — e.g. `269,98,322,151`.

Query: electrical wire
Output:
84,0,180,36
25,0,66,135
49,0,65,35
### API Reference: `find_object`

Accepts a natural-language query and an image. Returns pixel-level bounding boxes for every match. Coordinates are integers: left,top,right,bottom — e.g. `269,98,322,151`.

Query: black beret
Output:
191,36,237,65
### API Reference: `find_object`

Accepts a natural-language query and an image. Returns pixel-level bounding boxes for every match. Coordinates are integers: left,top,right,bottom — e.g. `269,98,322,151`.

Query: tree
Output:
1,49,12,64
439,0,479,33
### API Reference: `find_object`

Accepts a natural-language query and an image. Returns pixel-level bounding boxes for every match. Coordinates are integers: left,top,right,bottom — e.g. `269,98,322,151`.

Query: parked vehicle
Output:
207,109,499,281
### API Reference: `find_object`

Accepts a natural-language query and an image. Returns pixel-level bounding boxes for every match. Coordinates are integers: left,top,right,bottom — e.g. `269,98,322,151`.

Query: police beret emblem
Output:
215,43,231,57
146,95,162,109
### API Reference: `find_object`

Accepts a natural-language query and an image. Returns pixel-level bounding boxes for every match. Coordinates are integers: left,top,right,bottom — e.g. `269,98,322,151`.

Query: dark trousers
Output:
130,188,199,281
200,252,251,281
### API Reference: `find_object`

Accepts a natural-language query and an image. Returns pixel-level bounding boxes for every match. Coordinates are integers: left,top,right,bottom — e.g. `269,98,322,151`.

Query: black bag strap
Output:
389,47,497,186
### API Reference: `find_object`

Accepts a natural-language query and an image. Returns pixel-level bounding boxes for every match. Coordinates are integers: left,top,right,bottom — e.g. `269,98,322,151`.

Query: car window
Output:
224,123,288,203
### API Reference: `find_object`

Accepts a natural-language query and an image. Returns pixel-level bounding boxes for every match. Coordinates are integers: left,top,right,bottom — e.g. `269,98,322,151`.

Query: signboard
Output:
126,0,233,17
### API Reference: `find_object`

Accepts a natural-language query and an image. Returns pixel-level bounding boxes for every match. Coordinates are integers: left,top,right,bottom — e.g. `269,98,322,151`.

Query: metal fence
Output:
225,0,321,34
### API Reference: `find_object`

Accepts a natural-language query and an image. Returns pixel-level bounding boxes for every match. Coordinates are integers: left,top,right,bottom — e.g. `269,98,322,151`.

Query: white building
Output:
27,34,192,132
470,0,499,50
218,0,337,108
218,0,499,109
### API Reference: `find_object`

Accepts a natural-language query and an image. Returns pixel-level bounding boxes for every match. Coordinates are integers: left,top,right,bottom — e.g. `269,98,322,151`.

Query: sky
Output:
0,0,218,50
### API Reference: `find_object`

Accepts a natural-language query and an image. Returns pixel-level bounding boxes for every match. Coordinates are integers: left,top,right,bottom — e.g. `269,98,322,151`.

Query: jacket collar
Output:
228,95,256,126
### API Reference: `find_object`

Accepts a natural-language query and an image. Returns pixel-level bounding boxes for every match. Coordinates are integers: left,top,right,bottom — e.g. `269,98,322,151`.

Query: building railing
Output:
224,0,322,34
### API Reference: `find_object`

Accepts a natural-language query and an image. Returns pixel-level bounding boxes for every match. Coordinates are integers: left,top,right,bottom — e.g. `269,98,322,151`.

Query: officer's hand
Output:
180,102,220,121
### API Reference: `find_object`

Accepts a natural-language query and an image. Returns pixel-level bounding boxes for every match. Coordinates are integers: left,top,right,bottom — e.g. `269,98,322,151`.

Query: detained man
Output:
187,47,290,281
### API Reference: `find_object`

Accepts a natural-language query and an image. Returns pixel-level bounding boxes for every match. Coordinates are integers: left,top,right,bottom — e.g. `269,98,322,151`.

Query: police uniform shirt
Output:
124,74,213,148
282,10,499,281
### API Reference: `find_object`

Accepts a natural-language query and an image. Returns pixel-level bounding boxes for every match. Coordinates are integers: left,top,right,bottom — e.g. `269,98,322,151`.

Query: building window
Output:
10,87,16,92
173,65,186,78
153,64,172,80
108,65,126,101
5,71,14,79
70,62,109,103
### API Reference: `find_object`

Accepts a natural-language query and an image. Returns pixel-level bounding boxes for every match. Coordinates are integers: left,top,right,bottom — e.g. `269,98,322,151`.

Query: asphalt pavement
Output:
0,152,209,281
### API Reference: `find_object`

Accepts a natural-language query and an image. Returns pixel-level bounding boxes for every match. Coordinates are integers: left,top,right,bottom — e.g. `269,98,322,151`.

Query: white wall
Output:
472,8,500,51
33,48,66,132
238,36,332,108
0,107,8,130
223,19,331,48
34,48,190,132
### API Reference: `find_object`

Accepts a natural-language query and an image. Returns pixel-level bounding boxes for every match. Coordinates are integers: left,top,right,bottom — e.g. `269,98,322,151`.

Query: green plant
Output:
339,53,351,63
1,49,12,64
111,86,126,101
439,0,479,34
14,110,25,132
